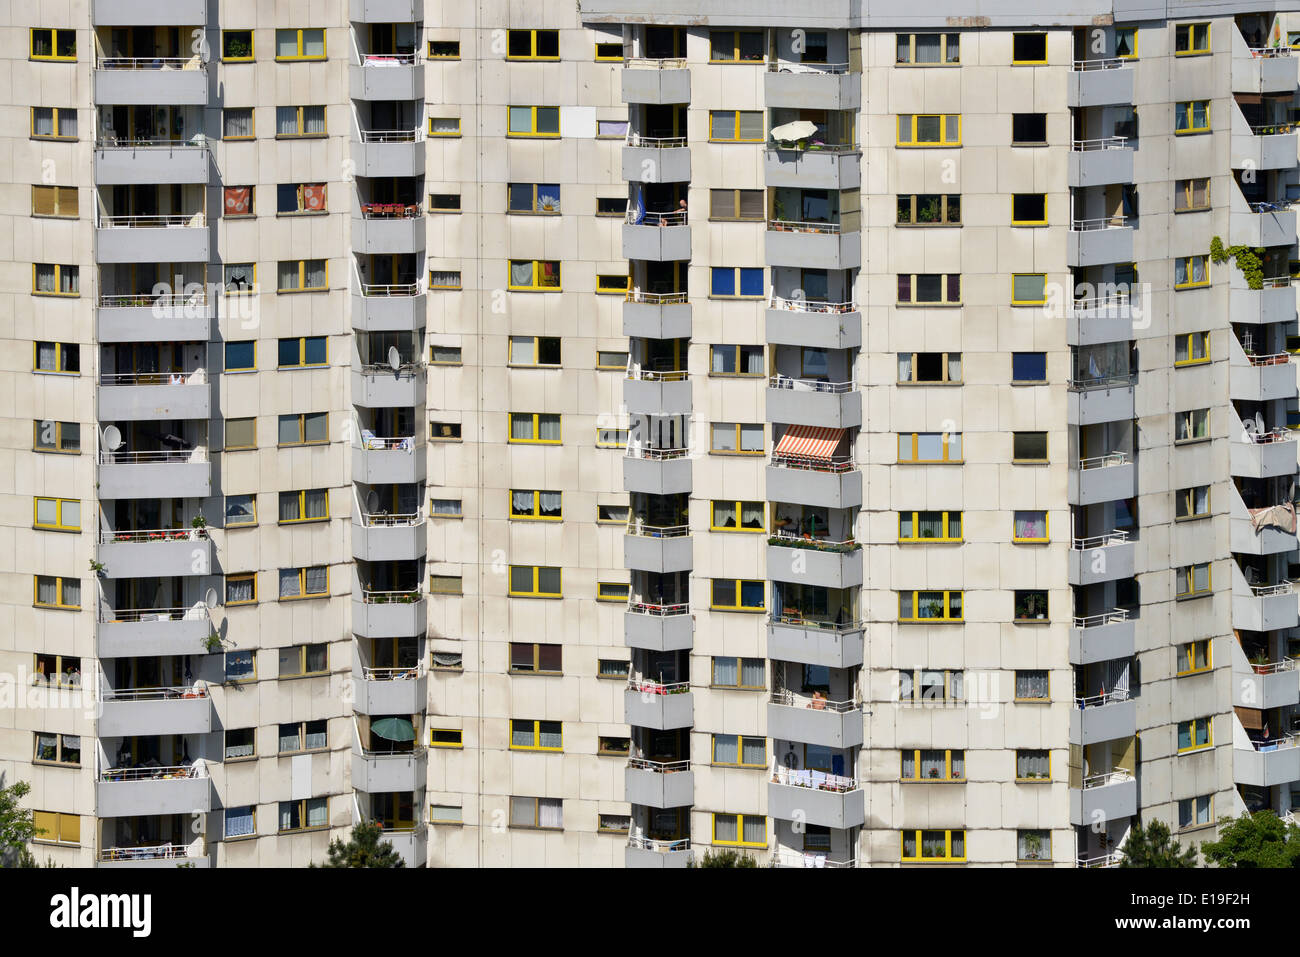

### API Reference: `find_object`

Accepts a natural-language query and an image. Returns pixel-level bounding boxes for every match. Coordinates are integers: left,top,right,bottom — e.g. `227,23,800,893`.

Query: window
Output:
33,266,79,297
507,183,561,214
711,579,765,612
510,796,563,830
1174,332,1210,365
224,805,256,839
710,500,765,532
1177,717,1213,753
223,108,254,140
428,40,460,59
598,582,630,602
1011,33,1048,63
1175,408,1209,443
1015,670,1050,700
34,575,79,610
1014,590,1050,622
1011,273,1048,305
711,657,765,689
596,428,629,448
898,511,961,542
897,114,961,146
31,107,76,140
32,812,80,846
224,729,255,760
30,29,76,61
428,116,461,136
34,497,80,532
278,336,328,367
426,193,460,214
277,489,329,524
1011,112,1048,145
1174,101,1210,134
1012,510,1049,542
33,654,80,687
598,659,630,681
278,413,328,447
508,489,562,522
509,643,562,675
430,422,462,441
279,798,329,833
898,352,961,384
430,498,463,518
430,729,463,748
275,28,325,60
225,341,255,372
507,29,559,60
1176,485,1210,521
429,575,463,595
711,267,764,298
896,33,960,64
219,185,254,217
1012,432,1048,463
1178,795,1213,829
31,185,78,218
508,412,561,444
901,830,965,862
1017,829,1051,862
430,345,462,365
277,183,326,215
224,263,256,293
507,106,560,137
278,644,328,677
225,417,256,450
597,350,629,369
1175,178,1210,212
595,196,624,216
898,432,962,463
1176,563,1212,599
1016,749,1050,781
1011,194,1047,225
1178,640,1212,676
710,189,766,221
900,669,964,702
279,720,328,753
897,273,961,304
712,735,767,767
595,43,624,61
712,813,766,848
33,733,80,767
219,653,254,687
898,590,963,622
1116,26,1138,58
1175,22,1210,55
901,749,964,781
277,259,327,292
897,194,960,225
508,336,561,366
275,105,327,137
33,420,80,453
429,270,461,290
598,505,630,524
508,565,562,598
508,260,561,291
710,422,764,454
710,345,764,376
596,274,629,294
1012,352,1047,383
222,30,254,61
430,804,463,824
225,574,257,606
709,30,764,62
709,110,764,143
510,719,563,751
597,118,628,138
278,566,329,601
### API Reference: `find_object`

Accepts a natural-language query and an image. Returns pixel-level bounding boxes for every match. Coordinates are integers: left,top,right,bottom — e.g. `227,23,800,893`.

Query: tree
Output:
0,779,37,868
1202,811,1300,868
313,822,405,868
691,848,758,868
1117,819,1198,868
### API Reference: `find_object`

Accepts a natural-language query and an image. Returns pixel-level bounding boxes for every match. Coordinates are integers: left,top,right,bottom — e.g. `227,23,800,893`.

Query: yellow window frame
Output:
1014,669,1051,701
30,28,76,61
506,29,560,61
427,39,461,59
509,489,562,521
31,185,78,218
277,412,327,446
430,728,464,748
1177,639,1212,676
709,110,764,143
32,341,78,372
898,590,963,622
31,107,76,140
1011,510,1049,543
508,260,562,291
33,420,80,454
900,749,964,781
222,29,254,62
596,350,629,370
904,668,963,702
597,582,630,602
34,497,80,531
1116,26,1138,59
710,579,765,612
1176,485,1210,520
711,422,765,455
508,565,562,598
428,269,462,290
898,273,962,305
711,656,765,689
428,116,461,136
225,340,257,372
508,412,561,444
507,335,561,367
896,33,960,65
1011,194,1048,225
278,798,329,833
712,812,767,848
224,417,257,451
33,731,81,766
223,262,257,293
1177,717,1213,753
1174,331,1210,365
274,28,326,61
510,719,563,751
712,734,767,768
1176,563,1212,598
33,576,79,610
898,432,963,463
282,567,329,600
222,108,256,141
1176,177,1210,212
277,489,329,525
897,114,961,147
32,811,80,846
226,494,257,527
1174,22,1210,55
226,573,258,605
507,105,561,137
1010,32,1048,64
278,337,328,367
278,259,327,293
597,274,630,294
1010,273,1048,305
595,42,624,62
32,265,79,298
595,427,629,448
898,510,962,543
710,344,765,377
508,642,562,674
1174,101,1210,135
901,829,966,862
898,193,961,225
710,500,766,532
709,30,765,63
275,105,326,138
1015,749,1052,782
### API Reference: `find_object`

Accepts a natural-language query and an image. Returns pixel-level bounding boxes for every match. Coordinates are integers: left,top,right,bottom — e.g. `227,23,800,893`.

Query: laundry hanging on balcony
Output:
1250,501,1297,534
773,424,847,462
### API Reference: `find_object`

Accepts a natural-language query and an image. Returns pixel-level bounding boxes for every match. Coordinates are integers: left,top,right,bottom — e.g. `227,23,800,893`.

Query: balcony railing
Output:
1247,732,1300,752
1073,688,1130,709
1070,215,1127,231
1071,57,1130,71
625,445,689,461
770,610,860,631
627,209,686,226
1073,291,1130,313
1245,351,1291,367
626,289,687,305
360,282,421,297
1243,656,1296,675
100,844,190,862
1072,608,1129,629
769,374,855,393
359,128,422,143
770,451,856,473
1080,768,1134,789
98,213,205,228
99,291,207,309
768,292,857,314
360,435,417,451
1248,122,1298,135
625,132,688,148
627,366,687,382
97,57,202,70
766,60,850,74
769,689,859,712
358,360,423,376
101,527,208,544
1070,530,1130,551
770,848,858,868
768,218,842,234
627,835,690,853
1077,851,1120,868
100,370,205,386
361,52,420,65
1240,427,1294,445
625,56,684,69
100,764,205,783
102,685,208,701
1070,135,1128,151
1248,581,1293,597
1077,451,1129,470
1069,372,1135,392
359,510,423,527
627,600,690,616
769,529,859,552
628,678,690,695
361,665,422,681
361,202,422,219
96,134,207,148
99,448,206,464
626,522,689,538
360,589,423,604
770,765,858,792
99,605,209,624
1247,200,1292,213
628,757,690,773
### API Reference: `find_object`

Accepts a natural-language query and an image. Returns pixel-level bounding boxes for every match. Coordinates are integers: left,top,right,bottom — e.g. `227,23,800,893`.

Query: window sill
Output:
275,210,328,218
1176,746,1214,756
34,448,81,455
710,762,765,770
709,372,765,379
895,302,962,309
1174,207,1210,214
897,380,962,387
1174,513,1211,523
894,63,962,68
276,747,329,757
507,594,564,600
225,368,256,375
1015,777,1051,784
1013,618,1052,625
1011,459,1050,466
1176,669,1213,678
277,670,331,679
278,826,330,835
273,134,329,141
32,760,80,769
1014,697,1052,704
223,755,258,764
507,288,563,294
32,525,80,534
896,222,962,229
1010,379,1048,386
898,618,963,625
1009,141,1047,148
1176,822,1216,834
223,833,258,843
275,288,329,295
708,606,766,614
901,778,964,784
898,538,963,545
33,604,80,612
1173,438,1211,447
276,595,330,604
709,451,765,457
1175,591,1213,602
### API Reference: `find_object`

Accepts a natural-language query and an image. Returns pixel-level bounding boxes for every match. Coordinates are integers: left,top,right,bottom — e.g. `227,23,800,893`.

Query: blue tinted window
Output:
711,267,735,296
740,580,764,607
225,341,255,371
303,337,327,365
1011,352,1046,382
739,268,764,297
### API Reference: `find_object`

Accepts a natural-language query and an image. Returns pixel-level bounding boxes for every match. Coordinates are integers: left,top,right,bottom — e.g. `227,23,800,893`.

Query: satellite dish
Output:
204,587,219,608
365,490,380,513
102,425,123,451
387,346,402,371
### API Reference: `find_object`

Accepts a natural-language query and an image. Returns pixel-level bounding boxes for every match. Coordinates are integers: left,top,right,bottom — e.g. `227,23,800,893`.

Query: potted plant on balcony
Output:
191,514,208,539
1251,652,1272,674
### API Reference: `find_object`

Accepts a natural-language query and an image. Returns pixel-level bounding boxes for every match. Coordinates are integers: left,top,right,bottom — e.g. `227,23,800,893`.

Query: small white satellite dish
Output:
365,489,381,513
102,425,123,451
387,346,402,371
204,587,219,608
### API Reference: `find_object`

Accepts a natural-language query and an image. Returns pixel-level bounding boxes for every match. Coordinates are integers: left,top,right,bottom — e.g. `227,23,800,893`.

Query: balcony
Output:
1068,610,1135,665
767,456,862,510
93,0,207,23
1067,59,1134,107
354,668,428,714
1231,112,1298,171
1229,202,1297,249
353,205,426,255
767,537,861,590
1230,493,1298,556
94,141,210,185
352,511,427,562
623,213,691,261
1068,452,1135,506
370,824,426,867
1231,576,1298,633
96,214,209,264
351,129,425,179
98,450,211,500
98,528,212,578
622,135,691,183
1069,691,1136,746
624,603,693,652
624,447,692,496
1230,350,1295,403
1231,641,1298,710
766,221,860,271
98,845,209,868
98,373,210,421
766,615,863,669
767,691,863,749
351,53,425,101
1068,532,1134,586
625,836,692,868
350,0,421,20
766,295,861,350
1067,293,1137,346
1068,137,1133,187
99,685,211,737
97,765,210,818
766,377,860,429
352,286,426,332
1069,770,1136,827
1235,736,1300,787
1231,36,1298,94
622,59,690,104
624,292,691,339
768,766,864,829
1067,218,1133,268
353,436,426,485
98,604,211,658
1231,277,1295,325
98,292,212,343
764,63,860,110
624,680,693,730
624,759,693,807
624,369,692,415
1067,376,1135,426
351,362,426,408
765,146,861,190
771,848,858,868
94,59,208,106
624,524,692,574
353,748,427,793
352,592,427,638
1230,429,1298,479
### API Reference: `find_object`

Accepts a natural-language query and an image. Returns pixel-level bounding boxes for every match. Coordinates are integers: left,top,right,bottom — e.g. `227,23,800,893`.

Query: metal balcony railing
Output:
100,527,208,544
627,835,690,853
1070,530,1130,550
97,57,203,70
1071,56,1130,71
1248,122,1298,135
627,366,687,382
624,131,687,148
100,844,190,862
361,665,423,681
768,374,855,392
360,51,420,65
626,289,687,305
1068,372,1136,391
625,445,689,461
99,604,209,624
359,589,423,604
1073,688,1130,709
766,60,850,74
769,529,859,551
102,684,208,701
769,610,860,631
625,57,685,69
626,521,689,538
99,448,207,464
359,435,418,451
627,677,690,695
1077,451,1129,470
770,848,858,867
359,128,422,143
359,510,423,527
100,370,205,386
770,764,859,792
627,757,690,773
99,764,206,783
1079,768,1134,789
1069,215,1127,231
627,209,687,226
98,213,206,228
99,291,207,308
768,218,842,234
1070,135,1129,151
769,451,856,473
627,600,690,616
768,292,857,314
1071,608,1129,629
360,282,421,297
768,689,859,712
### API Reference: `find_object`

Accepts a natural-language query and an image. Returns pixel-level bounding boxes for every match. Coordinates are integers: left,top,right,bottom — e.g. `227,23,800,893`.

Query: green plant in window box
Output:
88,559,106,576
1023,832,1043,860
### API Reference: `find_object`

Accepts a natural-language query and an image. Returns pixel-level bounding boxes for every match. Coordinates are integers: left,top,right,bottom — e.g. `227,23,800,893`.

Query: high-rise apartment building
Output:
4,0,1300,868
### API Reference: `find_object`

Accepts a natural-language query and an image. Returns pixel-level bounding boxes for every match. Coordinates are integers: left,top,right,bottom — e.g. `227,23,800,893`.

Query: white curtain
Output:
304,566,326,594
306,799,327,828
713,657,738,686
714,734,738,764
538,416,561,441
278,569,301,599
538,799,562,829
1014,511,1047,539
510,415,532,441
225,807,254,838
510,261,534,286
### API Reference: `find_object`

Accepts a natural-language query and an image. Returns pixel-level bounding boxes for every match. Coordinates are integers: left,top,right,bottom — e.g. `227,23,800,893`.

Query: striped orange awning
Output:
774,425,845,461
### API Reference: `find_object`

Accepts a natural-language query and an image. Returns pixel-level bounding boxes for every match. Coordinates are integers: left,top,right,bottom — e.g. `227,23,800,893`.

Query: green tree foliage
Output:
1202,811,1300,868
313,821,405,868
692,848,758,868
1117,819,1198,868
0,780,37,868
